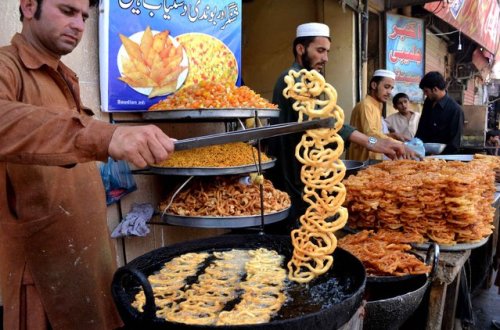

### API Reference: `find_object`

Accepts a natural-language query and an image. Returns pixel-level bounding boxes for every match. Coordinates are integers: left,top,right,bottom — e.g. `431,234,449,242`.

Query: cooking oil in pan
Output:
276,277,352,319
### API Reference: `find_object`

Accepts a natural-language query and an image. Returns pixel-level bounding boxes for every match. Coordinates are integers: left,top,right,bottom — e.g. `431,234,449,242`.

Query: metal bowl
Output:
423,143,446,155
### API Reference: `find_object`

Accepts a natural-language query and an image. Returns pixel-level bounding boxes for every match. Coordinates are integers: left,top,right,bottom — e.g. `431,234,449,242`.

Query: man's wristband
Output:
367,136,378,149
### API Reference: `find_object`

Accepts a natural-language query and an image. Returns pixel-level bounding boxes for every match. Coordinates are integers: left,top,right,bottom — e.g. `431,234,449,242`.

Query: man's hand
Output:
387,132,410,142
401,144,422,160
348,130,422,160
368,138,421,160
108,125,175,168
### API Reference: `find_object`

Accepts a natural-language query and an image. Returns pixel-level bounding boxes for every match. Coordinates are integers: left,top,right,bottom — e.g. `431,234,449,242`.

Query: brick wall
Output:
425,31,449,75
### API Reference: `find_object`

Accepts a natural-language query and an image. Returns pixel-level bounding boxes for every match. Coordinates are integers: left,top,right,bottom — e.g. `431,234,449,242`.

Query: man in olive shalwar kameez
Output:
0,0,175,329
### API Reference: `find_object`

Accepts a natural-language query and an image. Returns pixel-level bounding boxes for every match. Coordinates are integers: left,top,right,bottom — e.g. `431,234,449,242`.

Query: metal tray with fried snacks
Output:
146,158,276,176
159,207,290,228
426,154,473,162
142,108,280,120
411,235,489,251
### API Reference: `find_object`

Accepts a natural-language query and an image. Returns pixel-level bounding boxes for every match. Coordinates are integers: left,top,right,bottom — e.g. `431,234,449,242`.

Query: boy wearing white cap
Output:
347,69,403,161
268,24,415,229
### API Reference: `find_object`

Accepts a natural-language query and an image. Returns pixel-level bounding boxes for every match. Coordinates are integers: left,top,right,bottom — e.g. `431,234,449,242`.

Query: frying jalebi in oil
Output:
344,159,496,245
132,248,288,326
132,252,209,312
282,69,347,283
163,249,250,325
338,230,431,276
153,142,271,168
216,248,287,325
159,176,290,217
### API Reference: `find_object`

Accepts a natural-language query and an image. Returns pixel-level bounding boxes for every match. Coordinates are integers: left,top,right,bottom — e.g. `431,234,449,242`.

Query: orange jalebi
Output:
282,69,347,283
344,159,496,244
149,81,277,110
339,230,430,276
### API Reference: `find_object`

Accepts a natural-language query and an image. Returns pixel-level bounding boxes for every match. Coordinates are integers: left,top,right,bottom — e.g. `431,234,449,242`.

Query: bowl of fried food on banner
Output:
117,26,188,98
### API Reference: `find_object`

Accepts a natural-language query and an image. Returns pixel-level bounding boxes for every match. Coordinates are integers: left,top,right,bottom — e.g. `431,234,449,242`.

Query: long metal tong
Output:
174,117,334,151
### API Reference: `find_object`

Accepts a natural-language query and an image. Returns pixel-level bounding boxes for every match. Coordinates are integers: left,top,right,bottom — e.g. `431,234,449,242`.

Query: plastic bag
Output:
404,137,425,158
99,157,137,205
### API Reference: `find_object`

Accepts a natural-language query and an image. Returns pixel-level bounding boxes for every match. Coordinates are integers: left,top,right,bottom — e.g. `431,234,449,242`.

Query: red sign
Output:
424,0,499,54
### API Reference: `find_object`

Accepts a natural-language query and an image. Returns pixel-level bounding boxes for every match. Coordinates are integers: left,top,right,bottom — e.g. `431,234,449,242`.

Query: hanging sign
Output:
386,13,425,103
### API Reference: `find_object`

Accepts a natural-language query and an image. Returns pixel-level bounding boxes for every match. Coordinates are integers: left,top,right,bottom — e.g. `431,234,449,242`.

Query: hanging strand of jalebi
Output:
283,69,348,283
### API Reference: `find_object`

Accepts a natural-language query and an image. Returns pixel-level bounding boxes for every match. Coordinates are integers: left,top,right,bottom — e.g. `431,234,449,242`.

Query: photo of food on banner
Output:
100,0,242,112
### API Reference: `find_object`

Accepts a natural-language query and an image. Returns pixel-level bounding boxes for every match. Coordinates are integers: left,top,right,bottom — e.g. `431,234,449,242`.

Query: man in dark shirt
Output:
415,71,464,154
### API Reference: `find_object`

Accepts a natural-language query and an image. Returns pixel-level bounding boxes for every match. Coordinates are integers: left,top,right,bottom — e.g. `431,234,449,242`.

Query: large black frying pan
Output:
366,242,439,283
111,234,366,330
363,244,440,330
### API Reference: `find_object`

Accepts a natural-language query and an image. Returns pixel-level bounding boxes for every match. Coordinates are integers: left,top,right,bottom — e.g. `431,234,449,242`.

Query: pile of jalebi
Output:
153,142,271,168
149,81,277,110
282,69,347,283
474,153,500,179
160,176,290,216
132,248,287,326
473,153,500,167
344,159,496,244
338,230,430,276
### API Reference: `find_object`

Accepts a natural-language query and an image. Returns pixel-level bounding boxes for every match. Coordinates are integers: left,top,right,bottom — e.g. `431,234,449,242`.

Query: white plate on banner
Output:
117,29,188,97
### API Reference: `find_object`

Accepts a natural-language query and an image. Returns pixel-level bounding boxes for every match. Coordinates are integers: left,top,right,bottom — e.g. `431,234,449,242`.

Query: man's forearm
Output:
348,130,372,149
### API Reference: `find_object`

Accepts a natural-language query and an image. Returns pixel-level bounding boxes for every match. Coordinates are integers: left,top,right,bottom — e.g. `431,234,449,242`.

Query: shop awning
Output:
385,0,436,10
424,0,500,55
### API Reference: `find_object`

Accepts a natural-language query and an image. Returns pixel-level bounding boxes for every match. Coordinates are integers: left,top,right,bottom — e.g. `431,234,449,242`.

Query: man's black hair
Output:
419,71,446,91
20,0,98,21
292,36,330,58
487,130,500,140
392,92,409,106
368,76,384,91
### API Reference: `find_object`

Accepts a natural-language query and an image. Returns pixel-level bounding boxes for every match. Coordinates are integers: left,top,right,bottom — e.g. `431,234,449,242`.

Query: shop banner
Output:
424,0,500,56
99,0,242,112
386,13,425,103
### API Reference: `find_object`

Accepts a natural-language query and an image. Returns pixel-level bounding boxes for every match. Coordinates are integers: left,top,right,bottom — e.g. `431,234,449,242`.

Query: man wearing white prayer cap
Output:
296,22,330,38
372,69,396,79
348,69,401,161
289,22,331,73
268,24,416,232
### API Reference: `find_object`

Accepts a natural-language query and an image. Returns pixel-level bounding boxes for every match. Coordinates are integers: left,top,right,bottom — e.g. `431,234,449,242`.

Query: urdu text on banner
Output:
386,13,425,103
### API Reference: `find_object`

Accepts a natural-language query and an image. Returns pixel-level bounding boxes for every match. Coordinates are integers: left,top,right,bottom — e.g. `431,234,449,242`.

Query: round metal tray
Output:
342,226,489,252
411,235,489,251
426,154,473,162
160,207,290,228
148,158,276,176
142,108,280,120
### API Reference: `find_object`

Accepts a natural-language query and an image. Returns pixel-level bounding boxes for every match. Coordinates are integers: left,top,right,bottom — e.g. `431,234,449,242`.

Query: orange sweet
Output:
149,81,278,110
